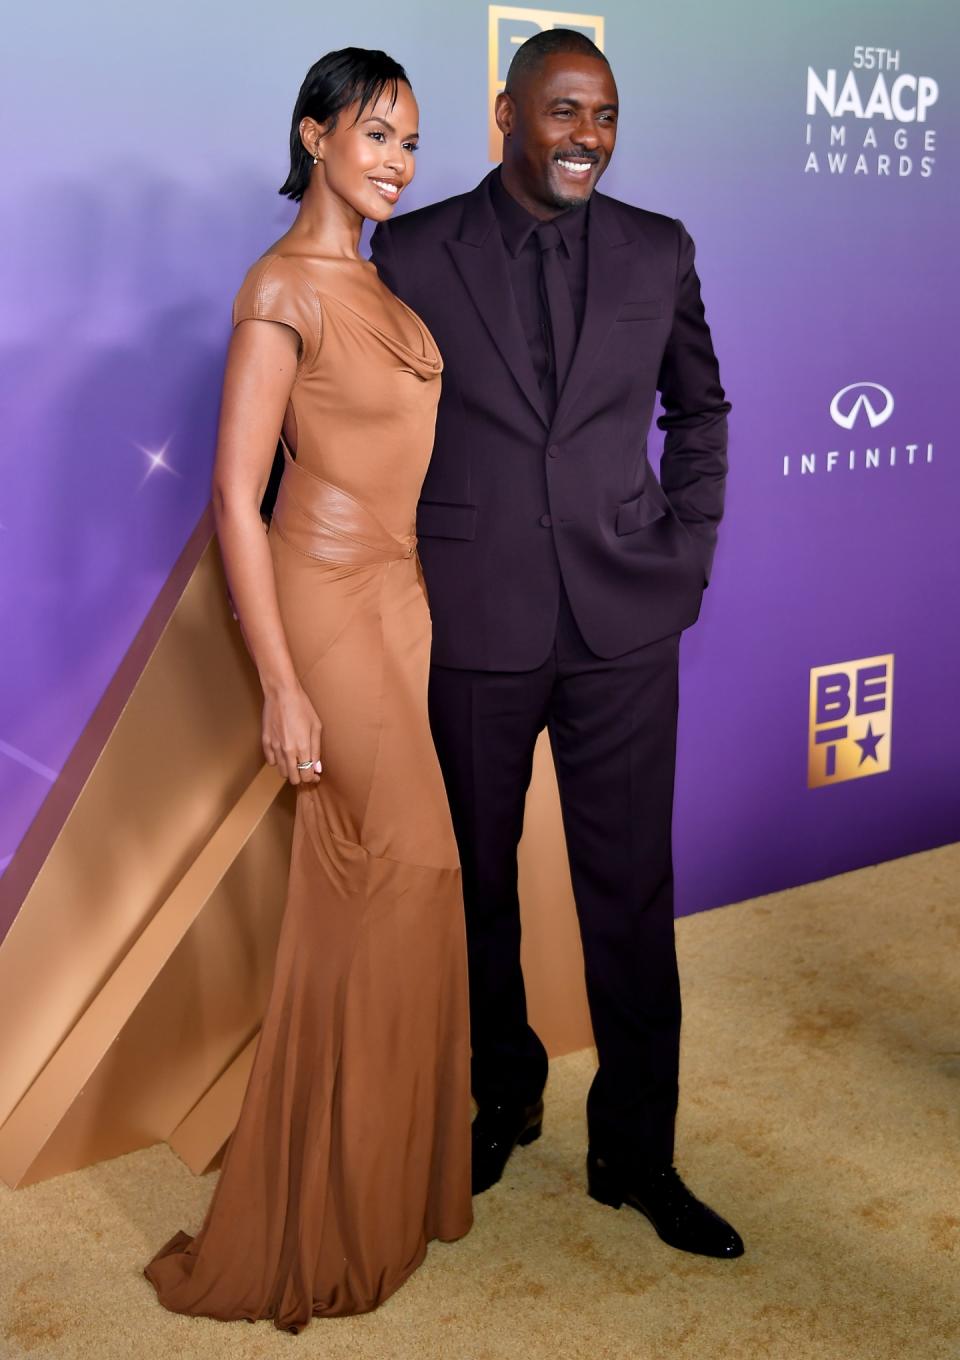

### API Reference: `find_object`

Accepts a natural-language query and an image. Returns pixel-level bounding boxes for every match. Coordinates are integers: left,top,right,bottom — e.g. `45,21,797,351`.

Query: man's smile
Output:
552,152,601,183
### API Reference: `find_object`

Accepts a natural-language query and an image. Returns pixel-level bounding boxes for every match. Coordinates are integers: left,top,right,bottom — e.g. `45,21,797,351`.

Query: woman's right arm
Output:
211,318,322,786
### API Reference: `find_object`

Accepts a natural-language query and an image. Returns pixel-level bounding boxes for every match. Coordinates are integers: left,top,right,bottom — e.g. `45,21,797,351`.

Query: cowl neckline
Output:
321,291,443,379
266,252,442,379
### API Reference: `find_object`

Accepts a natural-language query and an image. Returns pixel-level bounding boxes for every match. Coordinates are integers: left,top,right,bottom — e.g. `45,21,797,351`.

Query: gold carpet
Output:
2,844,958,1360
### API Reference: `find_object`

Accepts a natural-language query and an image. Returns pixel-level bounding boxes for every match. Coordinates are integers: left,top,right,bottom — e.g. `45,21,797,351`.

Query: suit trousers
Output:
428,584,682,1168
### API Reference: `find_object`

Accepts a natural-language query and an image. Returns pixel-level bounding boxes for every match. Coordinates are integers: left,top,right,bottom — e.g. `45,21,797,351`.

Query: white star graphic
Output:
134,438,179,488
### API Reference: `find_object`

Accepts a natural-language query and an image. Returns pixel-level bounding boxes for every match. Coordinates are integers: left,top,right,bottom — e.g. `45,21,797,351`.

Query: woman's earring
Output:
313,145,319,165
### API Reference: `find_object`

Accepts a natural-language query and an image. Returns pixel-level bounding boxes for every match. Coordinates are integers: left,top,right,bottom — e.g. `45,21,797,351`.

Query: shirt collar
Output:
489,167,588,259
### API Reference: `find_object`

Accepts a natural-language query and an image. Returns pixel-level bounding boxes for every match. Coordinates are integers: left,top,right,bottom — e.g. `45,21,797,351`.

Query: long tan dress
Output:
144,252,473,1332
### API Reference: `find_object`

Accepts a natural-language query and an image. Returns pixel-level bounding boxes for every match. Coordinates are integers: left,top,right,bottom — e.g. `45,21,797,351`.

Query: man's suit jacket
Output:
370,171,729,671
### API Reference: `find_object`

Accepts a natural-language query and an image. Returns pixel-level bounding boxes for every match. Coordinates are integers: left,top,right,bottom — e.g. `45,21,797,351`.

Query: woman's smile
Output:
369,176,402,203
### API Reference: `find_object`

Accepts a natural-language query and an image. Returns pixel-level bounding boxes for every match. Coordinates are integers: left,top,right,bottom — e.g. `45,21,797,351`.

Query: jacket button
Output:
539,513,552,528
547,443,560,458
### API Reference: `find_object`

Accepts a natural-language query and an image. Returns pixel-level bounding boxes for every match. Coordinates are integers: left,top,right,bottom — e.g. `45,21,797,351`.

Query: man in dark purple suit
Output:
372,29,743,1258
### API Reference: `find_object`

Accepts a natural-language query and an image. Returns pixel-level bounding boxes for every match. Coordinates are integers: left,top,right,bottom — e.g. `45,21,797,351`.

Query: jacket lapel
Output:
553,193,639,431
447,174,549,428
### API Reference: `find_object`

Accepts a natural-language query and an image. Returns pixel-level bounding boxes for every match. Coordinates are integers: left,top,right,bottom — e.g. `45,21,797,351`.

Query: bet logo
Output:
808,655,894,787
829,382,895,430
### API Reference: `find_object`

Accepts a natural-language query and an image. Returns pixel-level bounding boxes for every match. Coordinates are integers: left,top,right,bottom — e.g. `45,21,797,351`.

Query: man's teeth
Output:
371,179,400,197
556,159,594,174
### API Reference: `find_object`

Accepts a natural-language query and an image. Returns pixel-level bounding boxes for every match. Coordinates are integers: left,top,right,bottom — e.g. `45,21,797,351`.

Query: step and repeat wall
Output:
1,0,957,924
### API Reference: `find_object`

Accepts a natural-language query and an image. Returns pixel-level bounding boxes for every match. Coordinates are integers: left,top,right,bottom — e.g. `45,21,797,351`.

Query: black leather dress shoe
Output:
471,1098,544,1194
587,1151,744,1258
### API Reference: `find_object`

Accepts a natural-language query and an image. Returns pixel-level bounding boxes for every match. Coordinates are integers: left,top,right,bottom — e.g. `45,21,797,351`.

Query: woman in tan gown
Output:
144,49,472,1332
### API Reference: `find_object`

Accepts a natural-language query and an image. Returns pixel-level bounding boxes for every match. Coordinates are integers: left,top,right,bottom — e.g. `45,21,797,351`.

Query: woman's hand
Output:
262,683,323,785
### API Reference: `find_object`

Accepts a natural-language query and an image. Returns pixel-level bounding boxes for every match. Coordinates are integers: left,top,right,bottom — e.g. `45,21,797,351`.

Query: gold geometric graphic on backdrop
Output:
0,536,294,1187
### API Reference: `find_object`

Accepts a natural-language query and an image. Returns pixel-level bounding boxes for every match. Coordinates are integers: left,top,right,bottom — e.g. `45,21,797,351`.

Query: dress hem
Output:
143,1213,473,1332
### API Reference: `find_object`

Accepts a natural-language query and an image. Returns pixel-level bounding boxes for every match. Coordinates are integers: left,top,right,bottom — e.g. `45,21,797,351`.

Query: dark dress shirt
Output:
489,169,588,417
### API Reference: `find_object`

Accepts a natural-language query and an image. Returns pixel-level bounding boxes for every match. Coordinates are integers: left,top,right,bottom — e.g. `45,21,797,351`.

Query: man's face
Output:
496,53,619,214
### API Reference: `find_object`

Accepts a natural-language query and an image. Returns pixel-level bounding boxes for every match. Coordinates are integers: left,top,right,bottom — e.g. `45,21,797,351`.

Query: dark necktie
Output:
535,221,577,406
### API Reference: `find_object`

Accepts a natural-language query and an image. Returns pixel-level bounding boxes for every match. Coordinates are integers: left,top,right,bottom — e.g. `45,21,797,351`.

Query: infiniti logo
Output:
829,382,895,430
783,379,931,478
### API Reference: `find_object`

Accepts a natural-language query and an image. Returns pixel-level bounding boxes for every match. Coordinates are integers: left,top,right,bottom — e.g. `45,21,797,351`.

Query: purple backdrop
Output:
1,1,957,925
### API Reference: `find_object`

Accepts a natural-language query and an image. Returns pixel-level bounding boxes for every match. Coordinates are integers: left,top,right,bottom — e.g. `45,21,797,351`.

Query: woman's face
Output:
304,81,419,221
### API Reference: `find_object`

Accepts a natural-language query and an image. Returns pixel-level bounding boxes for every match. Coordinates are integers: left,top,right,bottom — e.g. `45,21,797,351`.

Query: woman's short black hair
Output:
279,47,410,202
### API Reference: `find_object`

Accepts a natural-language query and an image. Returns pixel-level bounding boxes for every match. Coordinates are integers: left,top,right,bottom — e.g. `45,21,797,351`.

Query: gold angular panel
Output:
0,538,265,1131
0,767,293,1187
168,1033,260,1176
519,734,593,1056
0,512,216,940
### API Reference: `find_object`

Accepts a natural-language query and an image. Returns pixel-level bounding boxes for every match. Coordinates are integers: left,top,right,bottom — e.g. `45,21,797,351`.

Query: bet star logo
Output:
808,655,894,788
